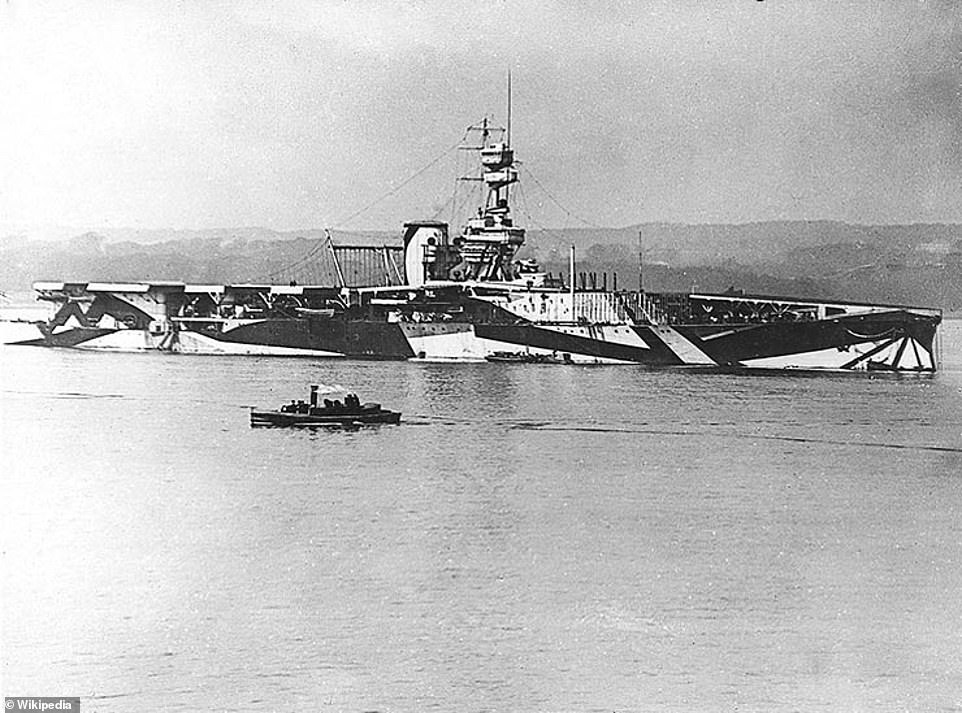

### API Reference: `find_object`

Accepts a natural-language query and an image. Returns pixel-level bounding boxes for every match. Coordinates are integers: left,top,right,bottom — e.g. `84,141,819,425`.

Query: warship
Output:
12,113,942,371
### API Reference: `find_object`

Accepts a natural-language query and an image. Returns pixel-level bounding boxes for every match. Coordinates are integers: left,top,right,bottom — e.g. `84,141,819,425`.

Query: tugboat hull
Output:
251,385,402,428
250,409,402,428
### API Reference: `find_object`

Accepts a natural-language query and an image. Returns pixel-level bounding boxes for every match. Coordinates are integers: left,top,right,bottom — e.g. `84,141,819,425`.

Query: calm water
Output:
2,323,962,712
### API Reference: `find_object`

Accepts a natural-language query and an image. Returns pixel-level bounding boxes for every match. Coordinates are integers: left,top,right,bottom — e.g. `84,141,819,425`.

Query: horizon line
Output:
6,218,962,240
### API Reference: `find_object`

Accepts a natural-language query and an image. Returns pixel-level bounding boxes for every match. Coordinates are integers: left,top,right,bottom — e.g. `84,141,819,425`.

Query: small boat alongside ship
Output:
250,385,401,428
7,106,943,372
485,350,570,364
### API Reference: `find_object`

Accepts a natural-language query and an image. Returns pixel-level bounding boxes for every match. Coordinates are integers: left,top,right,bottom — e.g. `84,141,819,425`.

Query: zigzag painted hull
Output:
13,281,941,372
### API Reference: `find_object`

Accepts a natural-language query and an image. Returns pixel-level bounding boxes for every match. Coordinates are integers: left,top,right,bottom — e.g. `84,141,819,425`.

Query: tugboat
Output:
250,385,401,428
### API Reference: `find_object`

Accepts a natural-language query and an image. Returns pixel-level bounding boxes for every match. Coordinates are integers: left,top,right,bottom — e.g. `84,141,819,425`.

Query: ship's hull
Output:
403,313,939,370
13,301,940,371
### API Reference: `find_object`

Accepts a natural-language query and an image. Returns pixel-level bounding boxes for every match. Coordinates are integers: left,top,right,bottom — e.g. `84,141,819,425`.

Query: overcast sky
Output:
1,0,960,233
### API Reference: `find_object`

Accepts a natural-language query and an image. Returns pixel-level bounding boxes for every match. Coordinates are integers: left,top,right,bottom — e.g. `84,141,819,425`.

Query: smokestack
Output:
310,385,318,407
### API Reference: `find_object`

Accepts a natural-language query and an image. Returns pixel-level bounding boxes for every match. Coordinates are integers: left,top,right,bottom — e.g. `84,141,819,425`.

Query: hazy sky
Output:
1,0,960,233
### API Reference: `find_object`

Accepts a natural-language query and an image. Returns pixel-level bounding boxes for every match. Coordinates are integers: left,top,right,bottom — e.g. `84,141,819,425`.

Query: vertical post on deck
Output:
638,229,644,293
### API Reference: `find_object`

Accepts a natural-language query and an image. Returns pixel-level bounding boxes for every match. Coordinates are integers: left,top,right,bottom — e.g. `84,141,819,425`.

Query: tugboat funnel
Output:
310,384,318,407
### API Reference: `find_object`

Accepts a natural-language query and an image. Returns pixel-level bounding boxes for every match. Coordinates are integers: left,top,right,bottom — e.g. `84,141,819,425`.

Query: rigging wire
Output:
429,182,457,223
266,238,328,280
330,136,466,230
266,118,525,282
515,180,566,241
264,132,467,281
515,181,550,238
519,165,606,230
448,139,470,228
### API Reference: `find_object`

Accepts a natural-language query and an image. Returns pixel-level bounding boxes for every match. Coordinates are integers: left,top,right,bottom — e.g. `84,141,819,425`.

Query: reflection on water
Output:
2,322,962,712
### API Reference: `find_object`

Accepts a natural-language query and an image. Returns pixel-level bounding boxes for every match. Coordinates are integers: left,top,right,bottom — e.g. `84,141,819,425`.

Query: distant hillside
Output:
527,221,962,268
3,222,961,310
11,220,962,265
525,222,962,310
